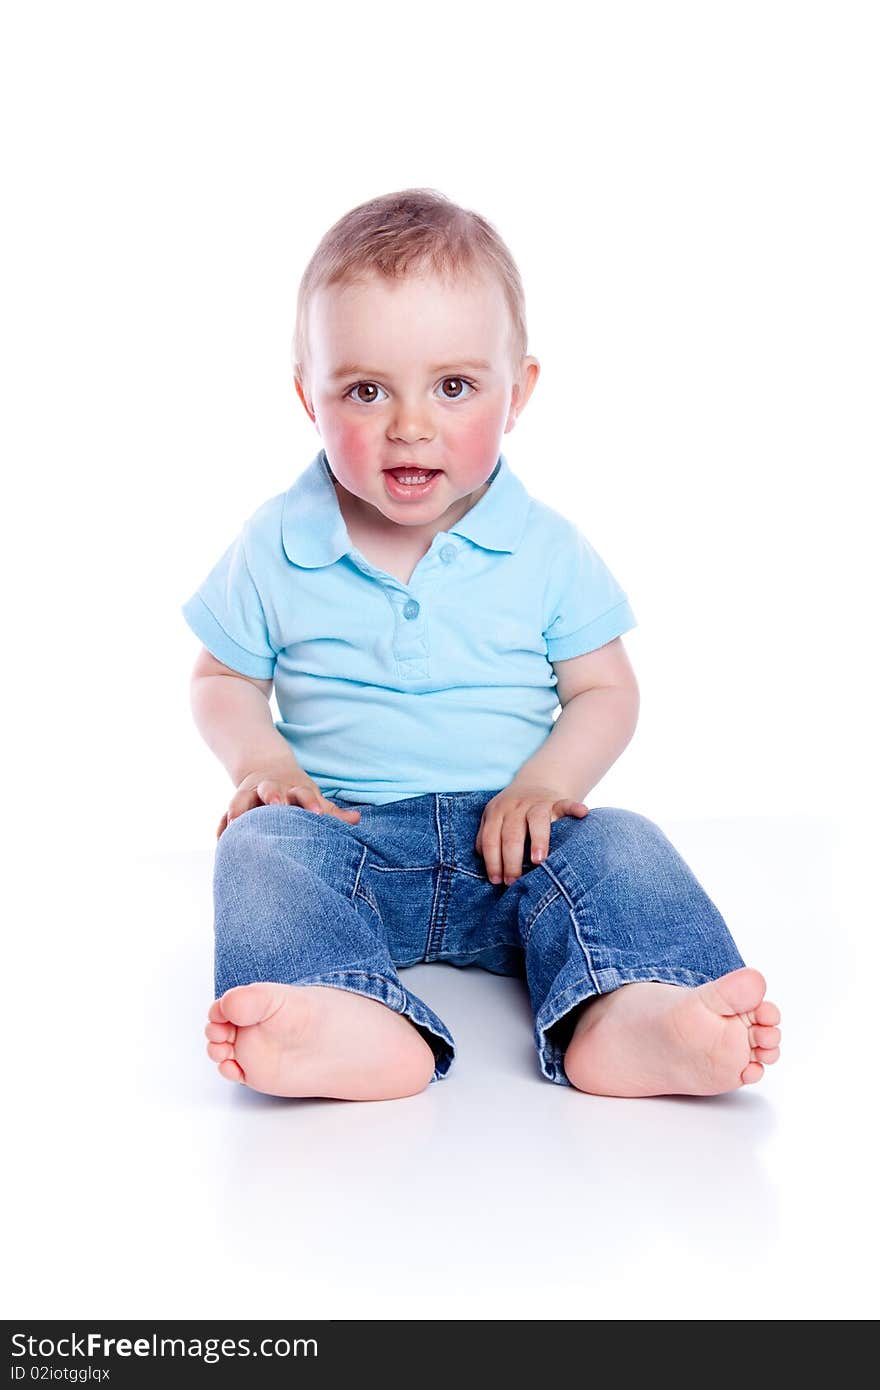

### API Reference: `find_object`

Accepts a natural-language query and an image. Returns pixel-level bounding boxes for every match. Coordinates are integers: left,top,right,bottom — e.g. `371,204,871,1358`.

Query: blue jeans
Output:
213,792,746,1087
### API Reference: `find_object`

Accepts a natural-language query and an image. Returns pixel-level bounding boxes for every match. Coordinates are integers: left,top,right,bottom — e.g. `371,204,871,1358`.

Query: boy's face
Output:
295,268,539,538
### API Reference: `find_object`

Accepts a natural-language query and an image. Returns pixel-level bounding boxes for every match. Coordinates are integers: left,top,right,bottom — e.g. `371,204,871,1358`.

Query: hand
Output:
475,783,588,885
216,770,362,840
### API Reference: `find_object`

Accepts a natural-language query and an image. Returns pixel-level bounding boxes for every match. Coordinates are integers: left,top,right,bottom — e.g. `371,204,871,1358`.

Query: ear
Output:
505,357,540,431
294,373,318,426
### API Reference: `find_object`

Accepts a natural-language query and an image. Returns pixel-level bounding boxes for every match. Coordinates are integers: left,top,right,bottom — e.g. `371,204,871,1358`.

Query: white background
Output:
3,0,878,1322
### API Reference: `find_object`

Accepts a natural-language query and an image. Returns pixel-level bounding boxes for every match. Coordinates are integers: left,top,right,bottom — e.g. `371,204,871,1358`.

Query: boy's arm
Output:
189,646,304,785
189,648,363,834
476,637,639,884
511,636,640,803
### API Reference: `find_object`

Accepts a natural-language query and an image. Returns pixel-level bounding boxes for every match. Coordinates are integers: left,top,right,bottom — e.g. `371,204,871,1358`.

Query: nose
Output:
387,398,434,444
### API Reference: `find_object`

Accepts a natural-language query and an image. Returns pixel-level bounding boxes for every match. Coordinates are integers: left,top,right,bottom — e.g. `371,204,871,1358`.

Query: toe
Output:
749,1024,780,1049
208,999,227,1024
740,1060,764,1085
697,967,767,1019
206,1041,234,1063
754,1045,780,1065
205,1021,236,1043
218,1058,245,1083
220,982,286,1028
755,1000,781,1026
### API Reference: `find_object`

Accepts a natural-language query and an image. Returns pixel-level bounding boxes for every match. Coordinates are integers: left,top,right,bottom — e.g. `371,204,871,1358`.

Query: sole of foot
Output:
204,981,437,1100
563,966,781,1097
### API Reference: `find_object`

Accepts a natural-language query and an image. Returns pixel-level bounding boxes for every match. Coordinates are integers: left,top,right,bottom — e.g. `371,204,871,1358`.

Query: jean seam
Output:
425,795,453,958
520,880,563,948
300,969,401,987
355,883,381,916
426,939,521,957
434,793,444,863
435,858,453,955
367,864,438,873
446,800,456,912
367,863,495,884
536,860,602,992
350,844,369,902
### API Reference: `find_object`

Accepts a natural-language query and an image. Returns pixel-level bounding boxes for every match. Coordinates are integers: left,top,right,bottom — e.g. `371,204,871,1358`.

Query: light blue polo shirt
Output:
182,449,636,805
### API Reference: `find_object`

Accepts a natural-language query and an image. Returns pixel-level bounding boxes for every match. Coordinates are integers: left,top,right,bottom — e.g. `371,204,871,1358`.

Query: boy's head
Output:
292,188,539,534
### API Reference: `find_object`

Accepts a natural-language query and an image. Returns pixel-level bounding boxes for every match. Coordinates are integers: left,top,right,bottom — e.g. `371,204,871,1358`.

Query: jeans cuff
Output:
297,969,456,1085
534,966,720,1087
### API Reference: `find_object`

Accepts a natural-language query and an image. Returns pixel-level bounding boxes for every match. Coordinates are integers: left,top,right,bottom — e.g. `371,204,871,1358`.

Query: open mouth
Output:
382,468,442,499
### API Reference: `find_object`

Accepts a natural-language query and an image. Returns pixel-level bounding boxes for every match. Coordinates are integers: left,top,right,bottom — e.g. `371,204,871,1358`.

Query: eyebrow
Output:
329,358,493,380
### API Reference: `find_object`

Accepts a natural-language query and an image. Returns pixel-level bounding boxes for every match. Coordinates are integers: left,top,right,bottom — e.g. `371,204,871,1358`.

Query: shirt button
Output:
403,599,420,620
439,544,457,563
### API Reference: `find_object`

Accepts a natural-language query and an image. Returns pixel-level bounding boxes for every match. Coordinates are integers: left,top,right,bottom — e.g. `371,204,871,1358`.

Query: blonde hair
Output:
293,187,528,386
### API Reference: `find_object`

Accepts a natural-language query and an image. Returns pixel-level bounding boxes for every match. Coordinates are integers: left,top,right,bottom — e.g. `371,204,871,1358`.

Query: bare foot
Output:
563,967,782,1097
204,982,436,1100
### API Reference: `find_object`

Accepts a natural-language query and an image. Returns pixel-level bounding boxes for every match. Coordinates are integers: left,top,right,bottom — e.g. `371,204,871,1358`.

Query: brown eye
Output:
350,382,383,404
441,378,474,399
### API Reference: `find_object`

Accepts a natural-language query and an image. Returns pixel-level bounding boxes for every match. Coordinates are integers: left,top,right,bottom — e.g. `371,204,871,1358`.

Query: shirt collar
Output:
281,448,531,568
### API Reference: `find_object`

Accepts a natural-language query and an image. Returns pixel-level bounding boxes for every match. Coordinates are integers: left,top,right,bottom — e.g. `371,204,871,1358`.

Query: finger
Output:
526,805,553,864
255,779,287,807
475,800,501,864
226,789,260,827
547,801,588,825
284,785,324,814
500,815,528,884
320,793,361,821
480,818,503,884
215,811,228,841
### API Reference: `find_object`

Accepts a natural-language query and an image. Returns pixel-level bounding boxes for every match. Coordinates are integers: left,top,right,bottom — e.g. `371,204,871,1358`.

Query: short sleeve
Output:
181,530,277,679
543,526,637,662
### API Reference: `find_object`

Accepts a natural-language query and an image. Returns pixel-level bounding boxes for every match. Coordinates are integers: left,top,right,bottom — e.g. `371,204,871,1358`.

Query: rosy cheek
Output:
332,422,373,469
453,417,501,467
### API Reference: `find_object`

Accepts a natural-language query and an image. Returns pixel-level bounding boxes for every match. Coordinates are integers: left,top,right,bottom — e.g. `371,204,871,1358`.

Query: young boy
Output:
183,188,782,1102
